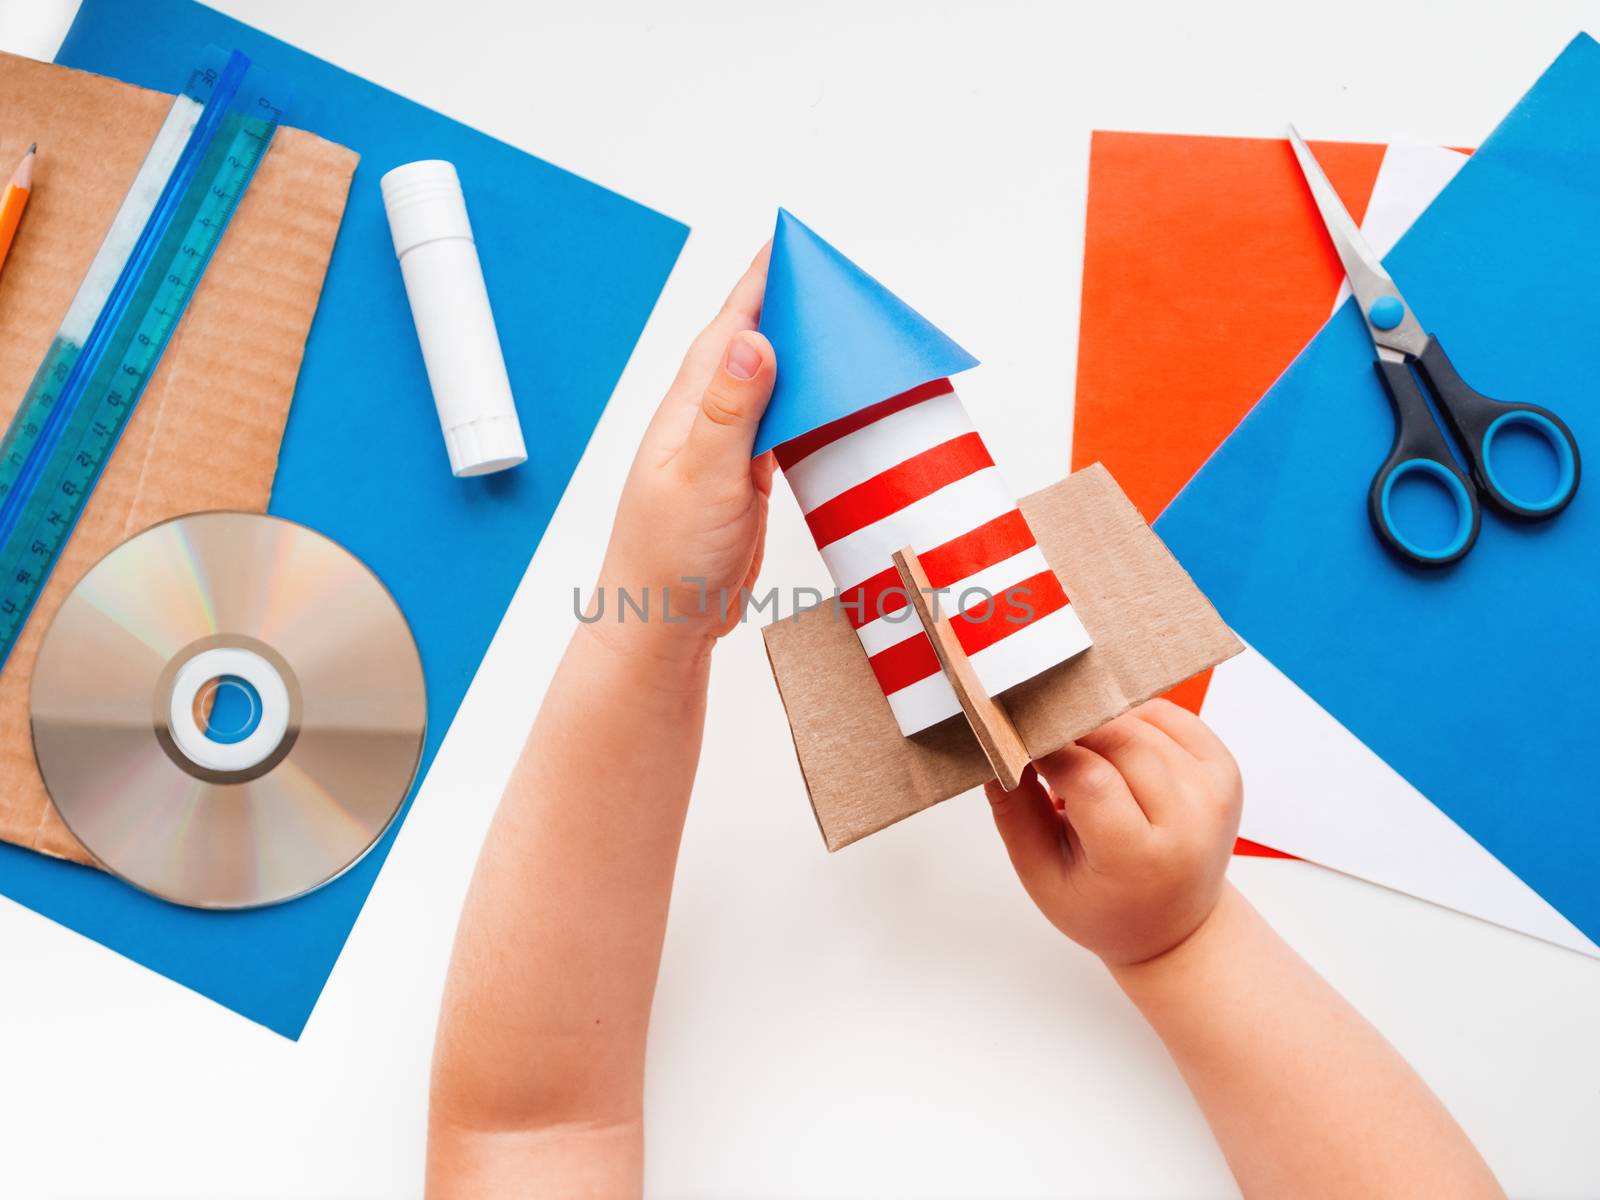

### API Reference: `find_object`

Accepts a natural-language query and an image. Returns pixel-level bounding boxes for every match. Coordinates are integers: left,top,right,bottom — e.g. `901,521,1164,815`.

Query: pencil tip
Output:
12,144,36,190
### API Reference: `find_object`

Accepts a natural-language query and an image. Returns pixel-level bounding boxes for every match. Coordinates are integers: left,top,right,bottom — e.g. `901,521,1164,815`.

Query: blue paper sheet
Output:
0,0,686,1037
1158,34,1600,947
753,209,977,455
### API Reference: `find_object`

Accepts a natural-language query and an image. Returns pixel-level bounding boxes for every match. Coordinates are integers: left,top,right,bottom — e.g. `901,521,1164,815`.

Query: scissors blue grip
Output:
1370,338,1581,566
1288,125,1582,569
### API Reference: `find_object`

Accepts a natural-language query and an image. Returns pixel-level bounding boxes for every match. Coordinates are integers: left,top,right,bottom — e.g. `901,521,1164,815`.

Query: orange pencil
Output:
0,143,36,278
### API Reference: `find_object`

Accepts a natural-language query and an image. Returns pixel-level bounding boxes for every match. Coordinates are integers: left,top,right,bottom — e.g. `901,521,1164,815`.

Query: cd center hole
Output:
193,674,263,744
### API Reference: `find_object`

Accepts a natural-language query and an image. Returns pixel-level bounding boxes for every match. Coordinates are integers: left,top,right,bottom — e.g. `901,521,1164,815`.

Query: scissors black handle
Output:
1414,339,1582,519
1369,337,1581,567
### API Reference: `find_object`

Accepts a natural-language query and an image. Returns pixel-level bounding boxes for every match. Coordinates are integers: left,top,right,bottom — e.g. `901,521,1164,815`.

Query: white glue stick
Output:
381,160,528,477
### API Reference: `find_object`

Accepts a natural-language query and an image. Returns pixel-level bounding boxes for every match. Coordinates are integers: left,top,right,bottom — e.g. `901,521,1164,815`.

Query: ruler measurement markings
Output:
0,58,279,667
5,120,265,576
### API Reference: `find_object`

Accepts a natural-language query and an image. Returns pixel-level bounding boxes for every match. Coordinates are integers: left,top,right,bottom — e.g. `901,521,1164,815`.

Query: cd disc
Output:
30,512,426,909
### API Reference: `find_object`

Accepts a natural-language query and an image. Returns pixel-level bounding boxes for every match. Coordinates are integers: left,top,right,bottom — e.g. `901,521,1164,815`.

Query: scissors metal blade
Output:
1286,124,1428,361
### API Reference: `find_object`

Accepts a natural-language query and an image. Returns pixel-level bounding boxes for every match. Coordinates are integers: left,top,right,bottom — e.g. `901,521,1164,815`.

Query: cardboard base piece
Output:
0,53,357,865
763,463,1242,850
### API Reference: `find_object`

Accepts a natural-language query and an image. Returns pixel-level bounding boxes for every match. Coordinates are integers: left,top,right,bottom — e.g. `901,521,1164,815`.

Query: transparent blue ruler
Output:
0,47,286,669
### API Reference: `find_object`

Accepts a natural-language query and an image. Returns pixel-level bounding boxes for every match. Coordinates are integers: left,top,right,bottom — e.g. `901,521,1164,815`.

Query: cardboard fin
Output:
891,544,1030,791
763,463,1243,851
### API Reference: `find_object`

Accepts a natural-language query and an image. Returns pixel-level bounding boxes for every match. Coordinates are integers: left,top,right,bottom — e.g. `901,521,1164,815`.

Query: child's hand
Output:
596,247,778,653
985,699,1242,966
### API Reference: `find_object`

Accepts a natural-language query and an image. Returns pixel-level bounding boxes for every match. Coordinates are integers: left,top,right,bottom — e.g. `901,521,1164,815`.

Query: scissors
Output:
1287,125,1581,567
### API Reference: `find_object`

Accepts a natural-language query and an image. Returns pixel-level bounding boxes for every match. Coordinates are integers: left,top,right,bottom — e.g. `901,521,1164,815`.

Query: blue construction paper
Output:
1157,34,1600,947
752,209,978,455
0,0,686,1038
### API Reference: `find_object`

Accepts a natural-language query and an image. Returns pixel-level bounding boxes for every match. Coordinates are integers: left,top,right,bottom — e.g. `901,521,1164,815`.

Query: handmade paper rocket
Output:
758,210,1092,735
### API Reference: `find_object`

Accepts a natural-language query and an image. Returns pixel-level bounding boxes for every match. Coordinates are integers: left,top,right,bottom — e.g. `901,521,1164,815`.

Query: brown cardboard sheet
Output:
0,53,356,864
763,463,1244,850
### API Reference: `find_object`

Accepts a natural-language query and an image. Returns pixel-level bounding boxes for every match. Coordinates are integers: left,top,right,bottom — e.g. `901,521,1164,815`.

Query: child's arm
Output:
988,701,1504,1199
426,251,776,1198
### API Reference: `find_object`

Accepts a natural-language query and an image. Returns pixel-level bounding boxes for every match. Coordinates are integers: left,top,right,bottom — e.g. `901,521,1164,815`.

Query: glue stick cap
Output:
382,160,474,255
381,160,528,477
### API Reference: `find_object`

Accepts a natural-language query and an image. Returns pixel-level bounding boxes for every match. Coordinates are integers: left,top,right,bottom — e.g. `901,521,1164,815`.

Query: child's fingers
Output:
986,767,1065,891
671,244,772,393
1033,744,1148,866
1076,713,1190,826
678,331,777,480
652,244,773,447
1134,699,1236,767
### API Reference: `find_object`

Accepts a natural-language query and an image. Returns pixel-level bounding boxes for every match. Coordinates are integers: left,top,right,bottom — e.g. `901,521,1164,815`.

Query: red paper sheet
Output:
1072,131,1394,858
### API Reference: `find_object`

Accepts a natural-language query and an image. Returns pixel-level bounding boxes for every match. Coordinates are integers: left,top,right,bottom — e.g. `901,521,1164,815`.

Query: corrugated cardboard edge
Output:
762,463,1243,850
0,53,358,865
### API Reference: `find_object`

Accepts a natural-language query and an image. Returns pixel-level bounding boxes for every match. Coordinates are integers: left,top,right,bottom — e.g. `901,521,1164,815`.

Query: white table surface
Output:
2,2,1597,1196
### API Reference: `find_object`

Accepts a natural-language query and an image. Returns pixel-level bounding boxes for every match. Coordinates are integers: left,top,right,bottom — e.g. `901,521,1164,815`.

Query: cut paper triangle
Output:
1204,645,1599,957
753,209,979,456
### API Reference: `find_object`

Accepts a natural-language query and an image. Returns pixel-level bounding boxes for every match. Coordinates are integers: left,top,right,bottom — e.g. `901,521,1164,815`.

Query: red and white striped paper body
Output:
776,379,1092,736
